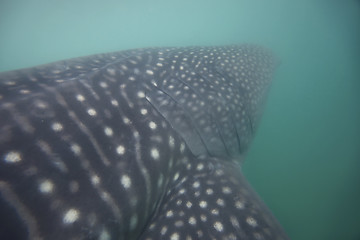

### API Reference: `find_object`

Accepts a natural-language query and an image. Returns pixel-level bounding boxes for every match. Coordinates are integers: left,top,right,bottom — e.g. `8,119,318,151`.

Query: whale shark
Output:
0,45,288,240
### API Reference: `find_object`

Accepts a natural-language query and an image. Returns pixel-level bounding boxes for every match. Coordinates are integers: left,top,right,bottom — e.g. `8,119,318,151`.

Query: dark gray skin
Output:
0,45,288,240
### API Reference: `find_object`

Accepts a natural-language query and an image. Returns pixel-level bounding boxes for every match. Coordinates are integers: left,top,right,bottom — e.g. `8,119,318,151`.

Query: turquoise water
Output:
1,0,359,239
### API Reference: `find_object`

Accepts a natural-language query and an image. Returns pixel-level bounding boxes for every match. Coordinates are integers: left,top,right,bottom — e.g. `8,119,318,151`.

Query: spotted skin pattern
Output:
0,45,288,239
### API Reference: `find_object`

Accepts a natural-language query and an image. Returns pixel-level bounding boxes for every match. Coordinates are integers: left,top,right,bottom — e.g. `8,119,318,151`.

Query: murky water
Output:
1,0,359,239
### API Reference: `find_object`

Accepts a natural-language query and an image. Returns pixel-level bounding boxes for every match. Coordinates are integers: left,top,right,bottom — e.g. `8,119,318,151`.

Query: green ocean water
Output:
0,0,359,239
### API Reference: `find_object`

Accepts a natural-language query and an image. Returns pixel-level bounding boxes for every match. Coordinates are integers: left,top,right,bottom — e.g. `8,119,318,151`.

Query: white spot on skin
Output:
104,127,113,136
155,173,163,188
200,214,207,222
140,108,148,115
148,223,156,230
168,135,175,148
137,91,145,98
132,66,139,73
149,121,157,130
215,169,224,176
211,208,219,215
230,216,240,228
235,200,245,209
76,94,85,102
186,201,192,208
175,220,185,228
166,210,174,217
71,144,81,155
99,82,108,88
99,229,110,240
69,181,79,193
206,188,214,195
4,151,22,163
39,180,54,194
170,232,179,240
173,172,180,181
161,226,168,235
130,214,138,230
180,142,185,153
87,108,97,116
63,208,80,224
199,200,207,208
146,70,154,75
246,217,258,227
111,99,119,106
107,68,116,75
213,221,224,232
121,175,131,189
151,148,160,160
189,216,197,225
116,145,125,155
35,100,48,110
216,198,225,207
176,199,182,206
192,181,200,188
51,122,63,132
123,117,131,124
91,175,100,185
196,163,204,171
254,232,264,240
130,197,138,207
222,186,232,194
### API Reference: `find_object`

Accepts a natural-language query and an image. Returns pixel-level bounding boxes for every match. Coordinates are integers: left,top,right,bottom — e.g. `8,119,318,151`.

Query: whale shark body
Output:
0,45,288,240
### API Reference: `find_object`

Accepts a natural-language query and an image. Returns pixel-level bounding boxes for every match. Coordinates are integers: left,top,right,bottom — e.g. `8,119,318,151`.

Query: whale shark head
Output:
145,46,275,161
0,45,287,240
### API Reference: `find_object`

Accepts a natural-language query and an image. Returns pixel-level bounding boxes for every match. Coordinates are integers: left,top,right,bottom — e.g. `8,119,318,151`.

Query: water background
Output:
1,0,359,239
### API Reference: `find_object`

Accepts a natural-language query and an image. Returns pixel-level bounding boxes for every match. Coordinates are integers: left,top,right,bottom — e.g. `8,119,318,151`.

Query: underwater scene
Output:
0,0,359,239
